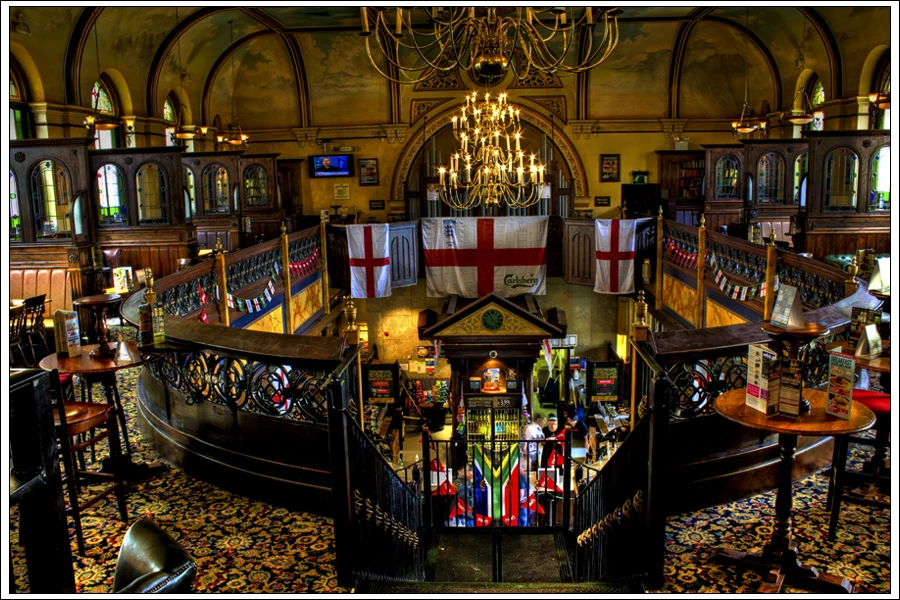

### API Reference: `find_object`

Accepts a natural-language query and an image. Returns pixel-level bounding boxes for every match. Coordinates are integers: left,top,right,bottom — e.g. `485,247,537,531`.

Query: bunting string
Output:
663,238,777,301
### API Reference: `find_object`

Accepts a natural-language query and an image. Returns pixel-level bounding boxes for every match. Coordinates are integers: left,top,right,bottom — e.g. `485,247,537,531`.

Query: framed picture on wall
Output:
359,158,379,186
631,171,650,184
600,154,620,182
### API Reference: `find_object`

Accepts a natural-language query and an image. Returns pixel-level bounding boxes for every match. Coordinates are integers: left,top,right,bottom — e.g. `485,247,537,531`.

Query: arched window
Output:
10,170,21,241
184,167,196,221
756,152,785,204
792,152,808,205
164,97,177,124
91,78,119,149
714,155,741,199
97,164,126,224
30,160,72,239
202,164,230,214
10,61,32,140
807,77,825,132
136,162,168,224
870,145,890,212
823,147,859,212
244,165,268,208
873,64,890,130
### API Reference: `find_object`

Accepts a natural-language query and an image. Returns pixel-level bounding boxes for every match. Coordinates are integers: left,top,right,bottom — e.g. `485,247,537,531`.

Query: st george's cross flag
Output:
422,217,548,298
594,219,637,294
347,224,391,298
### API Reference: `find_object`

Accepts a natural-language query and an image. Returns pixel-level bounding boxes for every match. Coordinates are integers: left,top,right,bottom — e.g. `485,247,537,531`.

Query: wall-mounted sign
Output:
363,365,396,404
590,364,619,402
334,182,350,201
369,199,385,210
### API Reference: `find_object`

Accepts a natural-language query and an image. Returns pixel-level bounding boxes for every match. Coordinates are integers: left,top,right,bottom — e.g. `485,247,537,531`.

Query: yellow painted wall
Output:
663,274,698,326
245,304,284,335
290,278,324,333
705,299,748,328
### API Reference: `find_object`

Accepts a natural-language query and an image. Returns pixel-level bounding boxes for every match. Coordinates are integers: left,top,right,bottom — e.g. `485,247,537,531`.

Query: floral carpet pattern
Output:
9,342,891,593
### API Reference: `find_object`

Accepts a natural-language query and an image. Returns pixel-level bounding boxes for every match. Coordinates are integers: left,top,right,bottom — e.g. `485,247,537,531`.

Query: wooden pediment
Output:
422,294,562,339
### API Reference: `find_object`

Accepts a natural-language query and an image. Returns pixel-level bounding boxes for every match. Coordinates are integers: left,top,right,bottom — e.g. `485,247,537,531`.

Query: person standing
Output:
540,414,563,468
523,416,545,471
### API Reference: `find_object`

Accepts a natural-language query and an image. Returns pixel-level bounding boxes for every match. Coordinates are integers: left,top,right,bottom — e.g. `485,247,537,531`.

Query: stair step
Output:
356,580,643,594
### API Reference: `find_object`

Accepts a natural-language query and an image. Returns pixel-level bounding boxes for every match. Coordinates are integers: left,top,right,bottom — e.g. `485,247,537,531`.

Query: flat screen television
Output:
308,154,354,178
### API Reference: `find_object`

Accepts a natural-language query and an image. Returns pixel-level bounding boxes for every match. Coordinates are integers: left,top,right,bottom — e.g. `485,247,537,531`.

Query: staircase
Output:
355,532,645,594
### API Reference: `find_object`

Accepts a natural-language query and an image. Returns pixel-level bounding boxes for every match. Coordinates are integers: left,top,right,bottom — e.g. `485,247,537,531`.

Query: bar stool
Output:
49,369,129,555
826,389,891,541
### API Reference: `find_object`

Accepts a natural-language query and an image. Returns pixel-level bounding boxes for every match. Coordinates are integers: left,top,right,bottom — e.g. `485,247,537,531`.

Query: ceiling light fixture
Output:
221,20,249,148
84,24,120,136
731,7,765,139
361,7,621,86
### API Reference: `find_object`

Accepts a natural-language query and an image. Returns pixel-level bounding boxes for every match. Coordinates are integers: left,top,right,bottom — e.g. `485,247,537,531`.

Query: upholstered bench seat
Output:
10,267,74,331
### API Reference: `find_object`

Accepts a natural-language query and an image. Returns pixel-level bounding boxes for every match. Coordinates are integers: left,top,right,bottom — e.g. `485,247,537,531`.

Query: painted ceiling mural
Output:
7,6,892,130
295,31,390,127
208,34,301,130
586,22,678,120
679,21,775,120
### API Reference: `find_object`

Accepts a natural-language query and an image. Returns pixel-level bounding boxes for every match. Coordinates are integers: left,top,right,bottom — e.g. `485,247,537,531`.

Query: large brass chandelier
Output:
437,91,544,210
361,7,621,85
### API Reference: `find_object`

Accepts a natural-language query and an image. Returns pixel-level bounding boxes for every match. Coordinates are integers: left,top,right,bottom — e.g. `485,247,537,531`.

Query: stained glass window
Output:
792,153,808,205
756,153,785,204
10,170,21,241
244,165,268,208
714,155,741,199
870,146,890,212
136,163,168,224
164,97,176,123
91,80,114,114
184,167,196,221
202,165,230,214
823,147,859,212
97,164,126,224
31,159,71,239
10,78,19,101
811,79,825,107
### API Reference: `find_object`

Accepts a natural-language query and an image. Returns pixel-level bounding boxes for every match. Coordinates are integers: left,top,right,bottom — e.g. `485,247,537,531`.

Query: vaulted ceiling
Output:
9,6,891,130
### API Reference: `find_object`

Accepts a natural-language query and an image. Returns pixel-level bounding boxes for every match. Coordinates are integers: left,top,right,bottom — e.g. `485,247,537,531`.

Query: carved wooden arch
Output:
391,103,587,206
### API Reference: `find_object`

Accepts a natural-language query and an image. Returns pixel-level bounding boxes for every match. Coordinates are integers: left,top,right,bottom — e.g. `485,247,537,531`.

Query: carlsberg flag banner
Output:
347,224,391,298
422,217,548,298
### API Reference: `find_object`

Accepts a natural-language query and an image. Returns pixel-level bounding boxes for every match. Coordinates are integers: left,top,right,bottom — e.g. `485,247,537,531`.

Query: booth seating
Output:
10,267,74,322
758,221,792,247
827,389,891,541
823,253,890,272
113,519,197,593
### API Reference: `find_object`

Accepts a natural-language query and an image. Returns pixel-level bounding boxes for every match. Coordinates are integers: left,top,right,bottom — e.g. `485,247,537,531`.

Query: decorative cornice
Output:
521,95,567,124
410,98,455,125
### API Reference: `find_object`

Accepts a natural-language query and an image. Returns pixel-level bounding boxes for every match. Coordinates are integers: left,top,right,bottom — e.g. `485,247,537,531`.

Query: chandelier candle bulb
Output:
586,7,593,24
395,8,402,35
361,7,368,33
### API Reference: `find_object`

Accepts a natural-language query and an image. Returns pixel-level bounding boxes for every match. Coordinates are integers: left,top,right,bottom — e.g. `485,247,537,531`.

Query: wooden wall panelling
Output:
326,224,351,291
276,159,305,225
562,219,595,286
799,130,891,257
388,221,418,288
185,150,245,251
239,153,283,247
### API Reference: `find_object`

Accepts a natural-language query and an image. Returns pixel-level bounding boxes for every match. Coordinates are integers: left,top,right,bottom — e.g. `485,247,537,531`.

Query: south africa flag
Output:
472,443,520,526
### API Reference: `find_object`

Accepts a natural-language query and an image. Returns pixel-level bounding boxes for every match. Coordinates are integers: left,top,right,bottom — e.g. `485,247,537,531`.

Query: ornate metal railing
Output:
157,268,219,317
145,351,330,424
289,231,320,265
776,249,847,310
574,340,668,588
662,220,698,258
706,232,767,283
225,245,282,293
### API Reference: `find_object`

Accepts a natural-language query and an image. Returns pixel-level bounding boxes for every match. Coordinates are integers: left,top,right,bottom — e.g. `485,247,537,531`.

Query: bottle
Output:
138,287,155,347
153,305,166,344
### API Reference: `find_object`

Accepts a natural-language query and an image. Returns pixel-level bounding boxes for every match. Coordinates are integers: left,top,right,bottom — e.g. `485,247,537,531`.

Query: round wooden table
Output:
73,293,122,358
824,340,891,374
712,388,875,593
40,342,145,456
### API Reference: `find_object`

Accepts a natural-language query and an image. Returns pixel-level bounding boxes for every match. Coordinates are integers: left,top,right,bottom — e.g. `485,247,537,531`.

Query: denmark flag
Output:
422,217,548,298
594,219,637,294
347,224,391,298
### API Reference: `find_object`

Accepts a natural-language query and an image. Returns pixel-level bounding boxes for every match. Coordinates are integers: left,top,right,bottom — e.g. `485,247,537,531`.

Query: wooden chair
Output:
9,303,29,367
49,369,129,556
826,390,891,541
102,248,123,288
22,294,50,367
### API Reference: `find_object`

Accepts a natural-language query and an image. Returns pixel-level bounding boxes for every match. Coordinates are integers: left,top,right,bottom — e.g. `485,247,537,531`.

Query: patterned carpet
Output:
8,344,891,593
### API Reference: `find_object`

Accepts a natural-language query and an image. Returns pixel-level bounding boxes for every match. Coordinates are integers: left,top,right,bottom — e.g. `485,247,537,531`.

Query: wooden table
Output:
824,340,891,374
712,388,875,593
73,293,122,357
39,342,145,457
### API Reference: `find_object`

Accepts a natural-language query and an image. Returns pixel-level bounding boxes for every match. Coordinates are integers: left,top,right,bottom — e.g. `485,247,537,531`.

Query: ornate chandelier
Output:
437,91,544,210
361,7,621,85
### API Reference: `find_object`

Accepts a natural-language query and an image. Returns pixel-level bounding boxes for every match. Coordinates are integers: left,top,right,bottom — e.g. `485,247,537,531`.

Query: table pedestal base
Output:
712,544,853,594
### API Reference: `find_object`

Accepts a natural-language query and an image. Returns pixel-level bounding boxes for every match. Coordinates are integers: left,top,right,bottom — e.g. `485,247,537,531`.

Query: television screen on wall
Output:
308,154,354,178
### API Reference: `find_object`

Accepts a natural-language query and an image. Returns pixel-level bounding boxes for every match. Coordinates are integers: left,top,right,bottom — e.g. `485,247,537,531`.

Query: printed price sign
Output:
770,284,805,330
590,365,619,402
826,352,855,420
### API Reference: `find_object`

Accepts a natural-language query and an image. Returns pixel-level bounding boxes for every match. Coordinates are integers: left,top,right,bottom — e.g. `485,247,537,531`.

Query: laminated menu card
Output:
826,352,855,420
849,308,882,351
770,284,805,331
113,266,133,293
53,310,81,357
856,323,883,359
777,359,803,419
745,344,781,416
868,257,890,293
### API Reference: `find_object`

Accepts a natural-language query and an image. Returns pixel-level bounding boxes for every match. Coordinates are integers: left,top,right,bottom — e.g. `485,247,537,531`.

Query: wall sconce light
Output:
216,134,224,143
813,110,824,130
199,126,209,135
124,118,135,146
14,13,31,35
